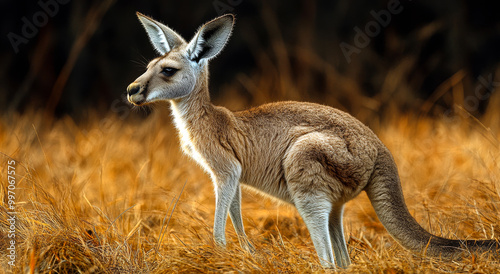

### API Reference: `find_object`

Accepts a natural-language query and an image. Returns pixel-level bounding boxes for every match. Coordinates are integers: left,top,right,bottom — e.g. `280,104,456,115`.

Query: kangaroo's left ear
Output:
186,14,234,63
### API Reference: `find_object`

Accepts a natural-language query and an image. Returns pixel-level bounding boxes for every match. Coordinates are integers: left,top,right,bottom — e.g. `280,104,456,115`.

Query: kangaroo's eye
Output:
161,67,178,77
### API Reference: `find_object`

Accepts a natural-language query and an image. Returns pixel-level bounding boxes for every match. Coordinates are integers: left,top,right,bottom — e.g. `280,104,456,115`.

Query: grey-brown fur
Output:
127,13,499,268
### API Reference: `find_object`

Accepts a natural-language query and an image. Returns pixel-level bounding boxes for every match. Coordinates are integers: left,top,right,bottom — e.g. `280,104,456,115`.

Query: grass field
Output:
1,99,500,273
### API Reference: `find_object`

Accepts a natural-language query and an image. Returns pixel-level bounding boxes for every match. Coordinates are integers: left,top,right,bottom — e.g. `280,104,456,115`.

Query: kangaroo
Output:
127,13,499,268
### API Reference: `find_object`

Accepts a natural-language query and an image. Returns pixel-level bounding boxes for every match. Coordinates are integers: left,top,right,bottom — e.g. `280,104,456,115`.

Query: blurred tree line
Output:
1,0,499,120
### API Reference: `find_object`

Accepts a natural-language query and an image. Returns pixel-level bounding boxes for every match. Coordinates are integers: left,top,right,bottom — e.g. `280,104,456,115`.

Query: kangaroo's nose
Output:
127,82,141,95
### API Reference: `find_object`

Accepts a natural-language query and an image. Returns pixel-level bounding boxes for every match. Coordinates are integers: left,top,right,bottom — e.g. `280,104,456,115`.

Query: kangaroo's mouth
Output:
127,93,146,106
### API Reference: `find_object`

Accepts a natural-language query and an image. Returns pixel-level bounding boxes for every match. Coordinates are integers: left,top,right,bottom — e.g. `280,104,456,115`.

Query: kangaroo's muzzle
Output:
127,82,145,105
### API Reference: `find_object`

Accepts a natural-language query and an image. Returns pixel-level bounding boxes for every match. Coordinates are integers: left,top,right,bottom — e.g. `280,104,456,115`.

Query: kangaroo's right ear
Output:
136,12,185,55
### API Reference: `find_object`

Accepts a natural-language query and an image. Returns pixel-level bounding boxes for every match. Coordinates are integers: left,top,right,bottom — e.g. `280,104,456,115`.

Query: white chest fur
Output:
170,102,216,181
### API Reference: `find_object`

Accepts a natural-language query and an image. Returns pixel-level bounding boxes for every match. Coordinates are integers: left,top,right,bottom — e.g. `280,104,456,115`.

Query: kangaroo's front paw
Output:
239,238,255,253
214,236,227,249
244,241,255,253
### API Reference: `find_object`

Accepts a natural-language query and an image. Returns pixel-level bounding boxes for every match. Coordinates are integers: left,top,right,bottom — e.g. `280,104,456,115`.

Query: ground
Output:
0,107,499,273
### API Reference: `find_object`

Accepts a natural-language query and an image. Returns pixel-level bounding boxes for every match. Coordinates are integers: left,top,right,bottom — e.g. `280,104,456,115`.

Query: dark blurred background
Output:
1,0,499,121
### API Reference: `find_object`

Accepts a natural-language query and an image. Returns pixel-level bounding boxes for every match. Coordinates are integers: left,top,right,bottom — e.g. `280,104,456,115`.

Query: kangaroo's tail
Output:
364,147,499,258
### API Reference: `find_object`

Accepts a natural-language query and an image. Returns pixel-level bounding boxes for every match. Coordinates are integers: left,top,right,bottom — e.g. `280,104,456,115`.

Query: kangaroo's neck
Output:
170,67,215,126
169,66,233,156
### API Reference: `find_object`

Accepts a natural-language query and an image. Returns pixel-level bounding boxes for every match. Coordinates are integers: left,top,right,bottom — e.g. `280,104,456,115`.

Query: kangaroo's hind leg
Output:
329,204,351,268
293,194,336,267
284,132,365,268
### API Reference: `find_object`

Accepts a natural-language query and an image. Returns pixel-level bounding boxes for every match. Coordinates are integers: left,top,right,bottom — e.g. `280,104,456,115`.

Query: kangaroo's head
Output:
127,13,234,106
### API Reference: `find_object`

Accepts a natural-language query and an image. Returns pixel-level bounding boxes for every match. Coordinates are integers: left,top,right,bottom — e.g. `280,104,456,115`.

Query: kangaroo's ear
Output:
136,12,185,55
186,14,234,63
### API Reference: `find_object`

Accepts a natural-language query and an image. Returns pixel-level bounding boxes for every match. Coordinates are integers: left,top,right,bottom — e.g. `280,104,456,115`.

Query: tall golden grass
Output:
0,96,499,273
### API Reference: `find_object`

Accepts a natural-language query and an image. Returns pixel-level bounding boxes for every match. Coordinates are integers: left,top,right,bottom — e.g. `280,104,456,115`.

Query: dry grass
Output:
0,101,500,273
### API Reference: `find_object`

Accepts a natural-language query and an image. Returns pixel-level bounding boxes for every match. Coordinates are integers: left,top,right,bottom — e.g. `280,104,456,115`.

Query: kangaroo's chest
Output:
179,127,214,176
171,106,216,179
